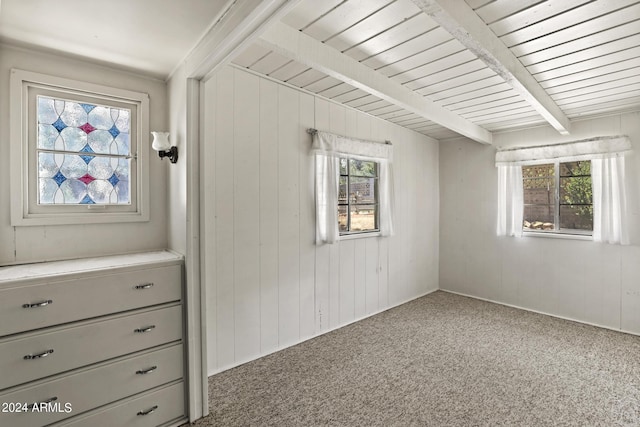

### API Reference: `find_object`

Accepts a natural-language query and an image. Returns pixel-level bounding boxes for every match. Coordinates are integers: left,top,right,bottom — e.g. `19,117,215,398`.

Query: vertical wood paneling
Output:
299,92,316,340
233,70,261,362
388,121,406,306
214,66,236,369
365,238,379,314
354,239,367,319
370,117,389,309
328,102,346,329
415,137,431,291
314,98,331,334
378,238,389,308
259,78,280,355
203,74,218,373
278,85,301,347
339,240,355,323
204,66,439,374
406,133,418,299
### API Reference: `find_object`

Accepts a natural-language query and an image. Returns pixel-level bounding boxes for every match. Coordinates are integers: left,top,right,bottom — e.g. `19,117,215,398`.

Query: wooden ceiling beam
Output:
411,0,571,135
258,22,493,144
184,0,302,80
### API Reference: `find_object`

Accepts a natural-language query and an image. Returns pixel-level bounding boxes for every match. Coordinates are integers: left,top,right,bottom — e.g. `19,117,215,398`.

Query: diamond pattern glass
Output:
36,96,131,205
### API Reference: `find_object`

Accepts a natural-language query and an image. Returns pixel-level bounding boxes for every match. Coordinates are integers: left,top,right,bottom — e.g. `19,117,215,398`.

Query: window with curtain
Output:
496,136,632,244
312,131,394,244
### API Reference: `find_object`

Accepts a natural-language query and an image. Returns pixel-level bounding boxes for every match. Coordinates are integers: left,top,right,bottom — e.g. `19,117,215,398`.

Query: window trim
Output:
338,156,380,237
522,160,593,237
10,69,150,226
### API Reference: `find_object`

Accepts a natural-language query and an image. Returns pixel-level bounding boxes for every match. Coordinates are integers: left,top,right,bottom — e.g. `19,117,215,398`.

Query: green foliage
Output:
522,164,554,190
562,161,592,217
349,159,376,177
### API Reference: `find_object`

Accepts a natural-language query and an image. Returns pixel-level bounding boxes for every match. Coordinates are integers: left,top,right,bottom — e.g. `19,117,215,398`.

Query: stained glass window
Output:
36,96,131,205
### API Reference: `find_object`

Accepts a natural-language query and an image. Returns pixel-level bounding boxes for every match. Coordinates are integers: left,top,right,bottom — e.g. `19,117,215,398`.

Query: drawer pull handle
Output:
24,349,54,360
27,396,58,411
134,283,154,290
134,325,156,333
136,365,158,375
137,405,158,416
22,300,53,308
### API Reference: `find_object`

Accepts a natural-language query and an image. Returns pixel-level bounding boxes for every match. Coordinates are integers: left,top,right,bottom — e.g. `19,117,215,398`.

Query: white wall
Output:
203,66,439,374
167,63,187,256
440,111,640,334
0,44,169,265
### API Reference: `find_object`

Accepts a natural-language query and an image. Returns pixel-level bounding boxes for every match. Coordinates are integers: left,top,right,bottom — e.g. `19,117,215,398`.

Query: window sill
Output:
523,231,592,241
339,231,381,241
12,211,150,226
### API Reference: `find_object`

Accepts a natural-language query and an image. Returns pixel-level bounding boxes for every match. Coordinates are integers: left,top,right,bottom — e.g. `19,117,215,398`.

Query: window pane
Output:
88,106,115,130
559,161,592,231
560,161,592,207
339,176,348,204
560,205,593,230
523,205,554,230
522,164,554,179
37,152,130,205
38,124,59,149
59,127,88,152
523,178,554,204
37,96,131,156
36,95,132,206
349,204,376,232
338,205,348,232
560,176,592,205
340,158,347,175
349,159,377,177
560,161,590,177
523,164,555,231
349,177,376,204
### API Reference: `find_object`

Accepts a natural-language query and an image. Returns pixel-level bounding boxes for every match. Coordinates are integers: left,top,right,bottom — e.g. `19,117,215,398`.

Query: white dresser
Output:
0,251,187,427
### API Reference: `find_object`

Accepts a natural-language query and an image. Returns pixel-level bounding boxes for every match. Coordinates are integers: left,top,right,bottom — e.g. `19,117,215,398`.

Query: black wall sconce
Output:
151,132,178,163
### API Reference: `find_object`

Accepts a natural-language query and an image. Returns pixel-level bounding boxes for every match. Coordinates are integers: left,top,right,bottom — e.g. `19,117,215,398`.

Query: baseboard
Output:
208,287,439,377
440,288,640,338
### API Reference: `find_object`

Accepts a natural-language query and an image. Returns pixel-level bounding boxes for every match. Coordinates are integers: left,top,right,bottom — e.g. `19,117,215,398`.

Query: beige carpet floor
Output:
188,291,640,426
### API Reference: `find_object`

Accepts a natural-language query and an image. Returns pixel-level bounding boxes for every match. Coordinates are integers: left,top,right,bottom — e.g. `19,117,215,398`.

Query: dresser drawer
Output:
0,305,182,391
54,382,185,427
0,265,181,336
0,344,184,427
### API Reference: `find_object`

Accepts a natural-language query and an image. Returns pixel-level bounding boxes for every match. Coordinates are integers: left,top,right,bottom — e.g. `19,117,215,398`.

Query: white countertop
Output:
0,251,183,283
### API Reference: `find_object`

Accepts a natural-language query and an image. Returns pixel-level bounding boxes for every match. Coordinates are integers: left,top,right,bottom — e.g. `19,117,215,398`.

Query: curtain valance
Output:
312,131,393,161
495,136,631,166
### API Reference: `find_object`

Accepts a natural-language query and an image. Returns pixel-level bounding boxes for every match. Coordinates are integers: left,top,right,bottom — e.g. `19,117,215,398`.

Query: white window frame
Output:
10,69,150,226
522,160,593,237
338,156,380,237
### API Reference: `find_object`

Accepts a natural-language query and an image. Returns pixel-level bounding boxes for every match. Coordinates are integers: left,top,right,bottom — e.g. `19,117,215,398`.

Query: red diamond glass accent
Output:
78,173,96,185
79,123,96,134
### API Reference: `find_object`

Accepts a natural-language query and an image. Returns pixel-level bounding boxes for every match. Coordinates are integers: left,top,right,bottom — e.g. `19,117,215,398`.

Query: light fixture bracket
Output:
158,146,178,163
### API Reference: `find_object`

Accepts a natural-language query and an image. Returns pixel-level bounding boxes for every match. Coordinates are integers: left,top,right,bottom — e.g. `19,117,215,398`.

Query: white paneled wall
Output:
203,66,439,374
439,111,640,335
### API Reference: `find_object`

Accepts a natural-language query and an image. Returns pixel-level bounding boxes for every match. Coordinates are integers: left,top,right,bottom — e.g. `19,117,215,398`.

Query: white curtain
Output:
312,131,394,244
314,153,340,244
496,165,523,237
592,155,629,244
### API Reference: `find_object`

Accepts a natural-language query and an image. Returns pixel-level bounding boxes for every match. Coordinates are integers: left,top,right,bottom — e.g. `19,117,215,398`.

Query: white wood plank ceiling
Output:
231,0,640,142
